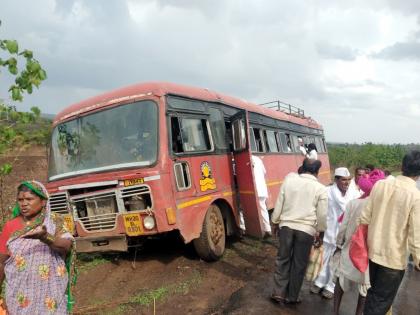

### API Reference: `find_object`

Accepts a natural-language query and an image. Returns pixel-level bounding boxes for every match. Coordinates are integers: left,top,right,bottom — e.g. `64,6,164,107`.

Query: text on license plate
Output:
123,213,143,236
124,178,144,187
63,214,75,234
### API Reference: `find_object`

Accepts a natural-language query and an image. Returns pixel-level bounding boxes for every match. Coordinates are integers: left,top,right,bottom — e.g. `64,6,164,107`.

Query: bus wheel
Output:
193,204,226,261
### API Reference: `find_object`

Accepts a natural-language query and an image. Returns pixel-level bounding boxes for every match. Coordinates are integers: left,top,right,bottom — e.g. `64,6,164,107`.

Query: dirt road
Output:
73,234,420,315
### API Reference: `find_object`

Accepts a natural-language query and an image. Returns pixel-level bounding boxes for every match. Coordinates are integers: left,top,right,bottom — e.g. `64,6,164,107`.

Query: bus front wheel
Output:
193,204,226,261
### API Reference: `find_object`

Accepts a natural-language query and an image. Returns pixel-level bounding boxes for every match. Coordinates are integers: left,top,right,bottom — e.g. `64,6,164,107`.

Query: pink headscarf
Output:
358,169,385,198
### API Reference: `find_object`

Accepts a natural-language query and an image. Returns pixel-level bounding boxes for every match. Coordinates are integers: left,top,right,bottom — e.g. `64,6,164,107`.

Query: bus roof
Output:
53,81,323,130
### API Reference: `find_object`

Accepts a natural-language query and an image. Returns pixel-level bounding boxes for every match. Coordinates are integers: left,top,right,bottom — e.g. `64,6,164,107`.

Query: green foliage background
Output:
327,143,420,172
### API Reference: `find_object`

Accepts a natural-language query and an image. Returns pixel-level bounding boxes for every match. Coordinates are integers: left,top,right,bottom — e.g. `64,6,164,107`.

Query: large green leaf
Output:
5,40,18,54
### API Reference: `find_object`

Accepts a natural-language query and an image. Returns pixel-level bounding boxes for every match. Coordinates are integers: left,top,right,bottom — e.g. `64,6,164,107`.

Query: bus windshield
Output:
48,100,158,180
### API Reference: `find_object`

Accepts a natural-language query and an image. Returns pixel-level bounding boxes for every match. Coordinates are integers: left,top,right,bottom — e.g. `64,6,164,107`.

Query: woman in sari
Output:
0,180,75,314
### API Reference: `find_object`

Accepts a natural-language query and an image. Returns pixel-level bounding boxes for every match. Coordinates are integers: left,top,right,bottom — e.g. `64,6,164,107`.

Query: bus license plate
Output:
123,213,143,236
63,214,75,234
124,178,144,187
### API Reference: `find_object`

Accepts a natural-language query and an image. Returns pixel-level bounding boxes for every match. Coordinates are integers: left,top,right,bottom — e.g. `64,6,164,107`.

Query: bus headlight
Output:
143,215,155,230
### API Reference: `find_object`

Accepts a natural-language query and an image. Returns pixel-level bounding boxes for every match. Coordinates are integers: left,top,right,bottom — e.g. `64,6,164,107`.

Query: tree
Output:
0,20,48,221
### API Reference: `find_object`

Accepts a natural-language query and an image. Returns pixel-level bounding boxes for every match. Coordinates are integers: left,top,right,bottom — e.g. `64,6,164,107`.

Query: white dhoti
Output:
314,242,336,293
258,197,271,233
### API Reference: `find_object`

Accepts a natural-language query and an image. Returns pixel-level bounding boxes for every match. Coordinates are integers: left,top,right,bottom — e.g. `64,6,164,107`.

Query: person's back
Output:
272,172,327,236
360,175,420,269
360,151,420,315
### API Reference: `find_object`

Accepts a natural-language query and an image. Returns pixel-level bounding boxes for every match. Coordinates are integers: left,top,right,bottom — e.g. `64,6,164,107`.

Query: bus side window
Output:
290,134,300,153
315,137,323,153
249,127,257,152
265,130,279,152
171,116,213,153
232,119,246,151
209,108,227,150
252,128,265,152
285,133,292,152
174,162,191,190
171,117,184,153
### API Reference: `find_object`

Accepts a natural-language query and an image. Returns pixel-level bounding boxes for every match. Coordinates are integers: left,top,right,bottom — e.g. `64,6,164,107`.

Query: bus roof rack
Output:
258,100,305,118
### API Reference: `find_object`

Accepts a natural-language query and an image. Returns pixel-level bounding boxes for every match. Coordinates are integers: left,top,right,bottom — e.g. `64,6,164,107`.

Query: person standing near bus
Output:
251,155,271,237
359,151,420,315
270,158,327,304
311,167,360,299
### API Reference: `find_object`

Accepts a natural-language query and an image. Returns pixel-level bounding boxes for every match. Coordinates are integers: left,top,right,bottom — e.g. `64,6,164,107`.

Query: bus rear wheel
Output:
193,204,226,261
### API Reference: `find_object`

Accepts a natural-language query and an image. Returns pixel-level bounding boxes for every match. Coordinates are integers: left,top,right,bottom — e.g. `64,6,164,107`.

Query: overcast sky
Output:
1,0,420,144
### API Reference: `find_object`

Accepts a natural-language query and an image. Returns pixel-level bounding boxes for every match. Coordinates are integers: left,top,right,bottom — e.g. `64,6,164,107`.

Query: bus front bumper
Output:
75,235,128,253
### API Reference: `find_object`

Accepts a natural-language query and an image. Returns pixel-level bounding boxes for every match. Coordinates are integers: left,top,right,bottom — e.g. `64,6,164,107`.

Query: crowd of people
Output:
269,149,420,315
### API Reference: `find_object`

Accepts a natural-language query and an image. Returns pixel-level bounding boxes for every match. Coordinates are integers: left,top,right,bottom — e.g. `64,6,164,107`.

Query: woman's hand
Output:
22,225,47,240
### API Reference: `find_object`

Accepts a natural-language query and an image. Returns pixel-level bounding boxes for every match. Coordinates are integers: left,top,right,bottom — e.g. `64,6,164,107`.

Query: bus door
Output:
230,111,264,238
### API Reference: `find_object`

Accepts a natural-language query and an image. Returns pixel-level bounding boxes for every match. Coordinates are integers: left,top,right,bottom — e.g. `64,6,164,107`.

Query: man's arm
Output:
271,184,286,225
315,188,328,232
408,197,420,270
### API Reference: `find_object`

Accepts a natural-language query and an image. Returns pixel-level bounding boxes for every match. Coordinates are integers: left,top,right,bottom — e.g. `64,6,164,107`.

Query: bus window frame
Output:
169,113,215,156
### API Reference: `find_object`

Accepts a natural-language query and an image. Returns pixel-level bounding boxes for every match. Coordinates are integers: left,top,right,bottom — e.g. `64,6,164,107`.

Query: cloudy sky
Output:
1,0,420,143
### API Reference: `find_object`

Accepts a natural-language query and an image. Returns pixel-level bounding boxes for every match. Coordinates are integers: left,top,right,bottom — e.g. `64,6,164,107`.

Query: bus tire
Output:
193,204,226,261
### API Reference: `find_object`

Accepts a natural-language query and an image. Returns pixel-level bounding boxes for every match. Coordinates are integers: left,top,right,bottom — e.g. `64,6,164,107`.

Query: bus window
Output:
232,118,246,151
265,130,279,152
321,137,327,152
285,133,293,152
252,128,265,152
208,108,227,150
315,137,323,153
277,132,290,153
249,127,257,152
174,161,191,190
171,117,183,153
171,117,212,153
290,134,300,153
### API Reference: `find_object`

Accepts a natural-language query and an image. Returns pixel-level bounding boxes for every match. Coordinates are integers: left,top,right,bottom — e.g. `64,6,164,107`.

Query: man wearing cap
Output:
360,151,420,315
311,167,361,299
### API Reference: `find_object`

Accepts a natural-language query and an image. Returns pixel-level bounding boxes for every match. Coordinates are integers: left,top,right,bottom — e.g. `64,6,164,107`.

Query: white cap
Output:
334,167,350,177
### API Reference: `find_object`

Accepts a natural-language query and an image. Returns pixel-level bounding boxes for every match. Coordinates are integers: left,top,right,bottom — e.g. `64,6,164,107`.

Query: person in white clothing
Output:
311,167,361,299
333,169,385,315
251,155,271,237
306,143,318,160
348,167,365,197
297,137,307,156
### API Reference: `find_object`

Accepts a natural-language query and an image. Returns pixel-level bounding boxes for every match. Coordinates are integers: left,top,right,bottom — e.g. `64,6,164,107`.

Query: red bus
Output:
46,82,330,261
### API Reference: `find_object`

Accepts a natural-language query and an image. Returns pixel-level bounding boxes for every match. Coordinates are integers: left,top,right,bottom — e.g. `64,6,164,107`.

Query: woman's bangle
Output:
41,233,56,245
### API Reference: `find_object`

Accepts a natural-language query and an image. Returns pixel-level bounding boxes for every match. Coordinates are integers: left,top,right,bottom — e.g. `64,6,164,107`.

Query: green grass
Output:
77,254,111,273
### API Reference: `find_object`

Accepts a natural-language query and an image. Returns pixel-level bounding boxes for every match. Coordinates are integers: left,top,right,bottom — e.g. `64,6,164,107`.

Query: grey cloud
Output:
316,41,359,61
372,40,420,60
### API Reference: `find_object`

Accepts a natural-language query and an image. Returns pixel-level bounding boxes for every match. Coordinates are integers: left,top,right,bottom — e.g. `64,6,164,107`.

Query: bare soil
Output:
1,146,418,315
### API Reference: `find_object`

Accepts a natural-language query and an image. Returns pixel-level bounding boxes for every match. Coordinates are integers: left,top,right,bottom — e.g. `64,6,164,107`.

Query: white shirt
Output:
299,145,307,156
271,173,328,236
251,155,268,198
306,149,318,160
323,183,360,244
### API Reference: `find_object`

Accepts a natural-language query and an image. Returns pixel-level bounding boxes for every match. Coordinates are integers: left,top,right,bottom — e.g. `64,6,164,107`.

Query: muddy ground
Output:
1,147,419,315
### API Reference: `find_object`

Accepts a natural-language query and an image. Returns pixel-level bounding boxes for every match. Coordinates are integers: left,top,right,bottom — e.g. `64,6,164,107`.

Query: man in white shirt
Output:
297,137,307,156
270,158,327,305
311,167,360,299
251,155,271,237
